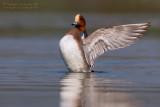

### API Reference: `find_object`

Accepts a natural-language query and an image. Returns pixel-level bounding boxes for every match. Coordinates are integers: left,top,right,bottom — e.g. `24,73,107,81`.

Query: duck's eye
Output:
80,18,82,20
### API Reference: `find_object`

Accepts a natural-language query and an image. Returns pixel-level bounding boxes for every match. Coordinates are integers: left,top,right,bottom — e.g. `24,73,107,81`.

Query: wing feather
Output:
82,22,150,69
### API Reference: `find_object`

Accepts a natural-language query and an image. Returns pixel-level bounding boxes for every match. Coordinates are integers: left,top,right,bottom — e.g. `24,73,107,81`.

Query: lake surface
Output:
0,38,160,107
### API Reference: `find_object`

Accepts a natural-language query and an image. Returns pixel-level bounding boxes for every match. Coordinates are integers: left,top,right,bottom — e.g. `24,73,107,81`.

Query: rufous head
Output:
72,14,86,32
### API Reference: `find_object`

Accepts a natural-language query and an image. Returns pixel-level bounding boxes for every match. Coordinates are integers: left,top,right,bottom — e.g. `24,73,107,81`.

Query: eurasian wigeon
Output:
59,14,150,72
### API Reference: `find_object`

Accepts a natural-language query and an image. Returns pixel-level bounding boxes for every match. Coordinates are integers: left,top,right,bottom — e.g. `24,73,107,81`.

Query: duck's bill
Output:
71,21,78,26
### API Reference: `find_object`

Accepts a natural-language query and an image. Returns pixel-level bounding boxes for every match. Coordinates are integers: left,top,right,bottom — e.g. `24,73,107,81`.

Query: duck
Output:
59,14,150,72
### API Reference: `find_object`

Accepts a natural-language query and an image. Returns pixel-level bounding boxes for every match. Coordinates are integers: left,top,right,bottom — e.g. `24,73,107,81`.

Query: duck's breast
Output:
59,35,89,72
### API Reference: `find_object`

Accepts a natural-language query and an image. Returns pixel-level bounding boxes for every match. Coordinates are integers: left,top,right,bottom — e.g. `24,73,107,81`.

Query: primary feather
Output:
82,23,150,69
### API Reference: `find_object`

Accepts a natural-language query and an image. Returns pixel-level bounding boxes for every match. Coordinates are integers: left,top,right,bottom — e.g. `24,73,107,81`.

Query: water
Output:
0,38,160,107
0,12,160,107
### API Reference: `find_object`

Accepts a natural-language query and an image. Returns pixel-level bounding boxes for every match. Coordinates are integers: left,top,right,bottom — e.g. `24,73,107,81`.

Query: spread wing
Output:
82,23,150,69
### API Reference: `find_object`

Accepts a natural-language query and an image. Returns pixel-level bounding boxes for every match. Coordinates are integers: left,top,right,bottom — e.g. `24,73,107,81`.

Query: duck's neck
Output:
79,27,85,32
75,26,85,32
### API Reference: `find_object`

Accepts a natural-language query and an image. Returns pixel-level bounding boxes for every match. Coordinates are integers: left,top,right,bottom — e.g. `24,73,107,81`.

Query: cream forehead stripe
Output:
75,14,81,22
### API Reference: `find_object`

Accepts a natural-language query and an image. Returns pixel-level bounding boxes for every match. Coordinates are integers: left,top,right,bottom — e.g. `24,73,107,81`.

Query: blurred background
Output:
0,0,160,38
0,1,160,107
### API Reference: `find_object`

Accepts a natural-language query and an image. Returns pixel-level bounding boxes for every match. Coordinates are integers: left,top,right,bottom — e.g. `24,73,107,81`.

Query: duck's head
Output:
72,14,86,32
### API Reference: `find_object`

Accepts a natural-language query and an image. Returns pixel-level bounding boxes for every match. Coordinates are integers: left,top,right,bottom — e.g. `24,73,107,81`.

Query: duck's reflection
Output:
60,72,143,107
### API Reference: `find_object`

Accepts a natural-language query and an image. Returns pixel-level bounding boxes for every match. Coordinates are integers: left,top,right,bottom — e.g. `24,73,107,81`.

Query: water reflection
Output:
60,72,143,107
